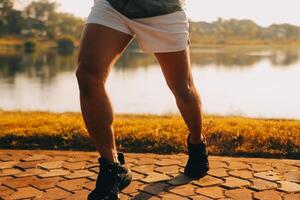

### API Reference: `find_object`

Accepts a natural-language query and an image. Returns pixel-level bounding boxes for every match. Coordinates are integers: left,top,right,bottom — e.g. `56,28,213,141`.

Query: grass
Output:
0,111,299,158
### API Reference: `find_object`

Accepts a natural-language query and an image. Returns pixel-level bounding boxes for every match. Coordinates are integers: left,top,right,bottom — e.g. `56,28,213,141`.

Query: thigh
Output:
154,48,193,89
77,23,133,81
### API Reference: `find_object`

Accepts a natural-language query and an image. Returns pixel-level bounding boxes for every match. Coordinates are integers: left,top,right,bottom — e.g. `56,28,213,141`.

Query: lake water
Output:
0,46,300,119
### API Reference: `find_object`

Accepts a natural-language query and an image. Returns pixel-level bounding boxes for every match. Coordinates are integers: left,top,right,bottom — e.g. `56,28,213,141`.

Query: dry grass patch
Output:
0,111,299,158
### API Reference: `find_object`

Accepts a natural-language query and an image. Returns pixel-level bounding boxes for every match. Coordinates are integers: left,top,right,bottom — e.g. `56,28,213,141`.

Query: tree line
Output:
189,18,300,45
0,0,83,40
1,0,300,45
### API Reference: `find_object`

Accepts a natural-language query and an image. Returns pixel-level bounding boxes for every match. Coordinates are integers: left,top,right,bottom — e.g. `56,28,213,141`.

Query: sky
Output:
16,0,300,27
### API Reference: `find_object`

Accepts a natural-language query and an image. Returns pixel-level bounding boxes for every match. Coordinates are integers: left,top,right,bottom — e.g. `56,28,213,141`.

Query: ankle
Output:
189,133,206,145
99,150,120,165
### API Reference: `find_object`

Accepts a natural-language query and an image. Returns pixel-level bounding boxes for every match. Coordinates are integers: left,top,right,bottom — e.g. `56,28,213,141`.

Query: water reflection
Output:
1,50,77,80
1,47,300,80
0,47,300,119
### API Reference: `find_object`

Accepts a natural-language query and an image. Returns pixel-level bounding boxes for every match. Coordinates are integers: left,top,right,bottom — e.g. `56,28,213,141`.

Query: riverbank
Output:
0,111,299,158
2,37,300,51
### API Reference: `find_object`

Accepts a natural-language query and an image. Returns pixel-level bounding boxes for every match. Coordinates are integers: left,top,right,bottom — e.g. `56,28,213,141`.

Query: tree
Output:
23,0,58,38
0,0,14,34
55,13,83,38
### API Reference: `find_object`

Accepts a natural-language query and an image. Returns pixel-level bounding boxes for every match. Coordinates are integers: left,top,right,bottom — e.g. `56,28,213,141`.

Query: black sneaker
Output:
184,134,209,179
88,152,132,200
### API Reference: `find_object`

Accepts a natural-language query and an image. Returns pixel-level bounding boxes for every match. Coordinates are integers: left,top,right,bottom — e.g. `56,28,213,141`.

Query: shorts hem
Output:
141,43,189,53
85,18,134,36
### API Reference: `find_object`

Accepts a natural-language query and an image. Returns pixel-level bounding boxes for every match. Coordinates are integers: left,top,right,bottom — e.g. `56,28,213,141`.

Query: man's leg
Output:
154,47,205,144
76,24,133,163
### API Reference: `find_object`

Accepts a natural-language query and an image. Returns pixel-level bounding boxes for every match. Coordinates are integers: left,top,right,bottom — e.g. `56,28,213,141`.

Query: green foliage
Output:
0,0,22,35
23,40,37,52
0,0,84,40
189,18,300,45
0,1,300,46
56,36,75,53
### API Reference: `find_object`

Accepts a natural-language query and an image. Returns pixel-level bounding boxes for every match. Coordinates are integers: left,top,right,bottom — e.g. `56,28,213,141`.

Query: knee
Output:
171,82,197,102
75,62,104,96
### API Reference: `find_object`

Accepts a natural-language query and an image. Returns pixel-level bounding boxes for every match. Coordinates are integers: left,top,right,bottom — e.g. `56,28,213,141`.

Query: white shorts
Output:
86,0,190,53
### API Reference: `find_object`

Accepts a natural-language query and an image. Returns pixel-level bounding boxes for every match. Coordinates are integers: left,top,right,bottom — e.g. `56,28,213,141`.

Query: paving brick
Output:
21,154,50,162
64,189,90,200
159,193,188,199
87,174,97,181
131,165,155,175
193,175,223,187
0,153,23,162
124,157,138,164
284,193,300,200
142,182,169,195
209,160,228,168
221,177,250,189
66,156,90,163
6,186,43,200
0,150,299,200
249,163,272,172
131,191,160,200
38,161,64,170
272,163,298,173
168,174,194,186
82,181,95,191
4,176,39,189
122,181,144,194
0,176,12,184
253,190,282,200
141,172,170,183
62,161,86,170
155,165,179,174
249,178,278,191
38,169,71,178
190,195,213,200
196,186,225,199
119,193,131,200
136,158,159,165
284,171,300,183
46,155,69,162
254,171,281,181
30,177,64,190
156,159,181,166
207,168,228,177
227,161,249,170
0,153,14,161
35,187,72,199
14,168,46,177
15,160,41,169
0,185,14,199
224,188,253,200
57,178,89,191
132,171,145,181
277,181,300,193
228,170,253,179
124,163,135,170
0,161,18,169
169,184,196,196
0,168,22,177
64,169,95,179
88,165,99,173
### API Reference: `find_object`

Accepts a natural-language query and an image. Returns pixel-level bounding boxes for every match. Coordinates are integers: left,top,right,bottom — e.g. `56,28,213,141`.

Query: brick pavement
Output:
0,150,299,200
